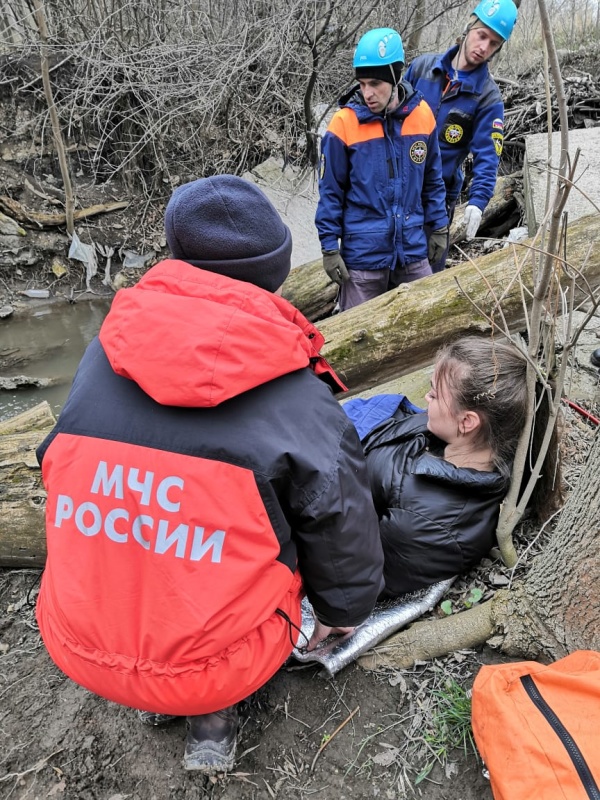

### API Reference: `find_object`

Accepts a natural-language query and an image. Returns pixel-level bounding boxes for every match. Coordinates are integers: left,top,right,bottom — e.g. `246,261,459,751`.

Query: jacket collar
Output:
339,80,421,123
363,409,508,494
436,44,491,95
413,451,508,494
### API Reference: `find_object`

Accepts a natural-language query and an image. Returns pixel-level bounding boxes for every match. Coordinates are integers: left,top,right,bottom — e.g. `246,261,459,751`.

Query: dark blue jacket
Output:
405,45,504,212
315,82,448,271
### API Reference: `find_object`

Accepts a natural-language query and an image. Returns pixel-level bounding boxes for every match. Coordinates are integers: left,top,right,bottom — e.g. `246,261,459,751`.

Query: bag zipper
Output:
520,674,600,800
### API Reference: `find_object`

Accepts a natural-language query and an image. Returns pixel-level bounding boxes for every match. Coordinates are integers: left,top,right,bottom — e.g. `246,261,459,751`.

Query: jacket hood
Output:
99,259,342,407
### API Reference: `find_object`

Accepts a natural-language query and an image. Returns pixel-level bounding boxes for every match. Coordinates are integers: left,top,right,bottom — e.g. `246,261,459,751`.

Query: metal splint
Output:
292,578,455,677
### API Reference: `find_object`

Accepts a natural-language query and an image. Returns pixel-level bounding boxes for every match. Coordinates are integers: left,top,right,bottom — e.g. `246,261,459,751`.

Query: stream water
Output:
0,298,112,422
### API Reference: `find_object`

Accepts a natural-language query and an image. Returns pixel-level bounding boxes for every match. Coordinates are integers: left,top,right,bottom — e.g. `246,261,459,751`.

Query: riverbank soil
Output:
0,564,492,800
1,398,597,800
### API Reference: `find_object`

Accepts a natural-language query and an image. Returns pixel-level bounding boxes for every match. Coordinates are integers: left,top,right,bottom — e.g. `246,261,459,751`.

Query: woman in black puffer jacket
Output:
343,336,561,596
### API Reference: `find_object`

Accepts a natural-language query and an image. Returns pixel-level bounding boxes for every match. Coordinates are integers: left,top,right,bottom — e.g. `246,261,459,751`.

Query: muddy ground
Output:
0,569,510,800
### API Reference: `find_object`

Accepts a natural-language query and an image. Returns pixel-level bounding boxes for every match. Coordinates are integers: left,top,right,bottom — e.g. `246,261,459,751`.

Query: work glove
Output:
428,226,449,266
464,204,483,240
322,250,349,286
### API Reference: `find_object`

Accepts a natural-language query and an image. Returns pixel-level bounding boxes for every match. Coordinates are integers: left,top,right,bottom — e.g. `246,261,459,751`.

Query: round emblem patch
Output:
491,132,503,157
445,124,463,145
409,141,427,164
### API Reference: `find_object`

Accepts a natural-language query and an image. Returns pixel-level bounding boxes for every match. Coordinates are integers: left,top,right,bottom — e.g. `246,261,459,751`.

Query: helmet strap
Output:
383,63,404,116
383,80,406,117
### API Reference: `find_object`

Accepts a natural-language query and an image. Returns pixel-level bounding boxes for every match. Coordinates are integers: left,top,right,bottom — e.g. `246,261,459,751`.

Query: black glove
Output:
428,226,449,266
322,250,349,286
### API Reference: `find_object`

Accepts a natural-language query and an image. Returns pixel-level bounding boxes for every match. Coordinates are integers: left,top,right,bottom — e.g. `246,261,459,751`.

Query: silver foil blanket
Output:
292,578,455,677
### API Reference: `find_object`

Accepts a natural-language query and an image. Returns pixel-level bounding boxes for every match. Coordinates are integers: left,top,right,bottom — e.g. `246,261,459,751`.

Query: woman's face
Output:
425,369,460,443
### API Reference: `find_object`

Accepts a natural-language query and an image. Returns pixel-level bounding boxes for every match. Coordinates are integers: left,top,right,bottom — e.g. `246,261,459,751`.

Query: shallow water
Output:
0,298,112,422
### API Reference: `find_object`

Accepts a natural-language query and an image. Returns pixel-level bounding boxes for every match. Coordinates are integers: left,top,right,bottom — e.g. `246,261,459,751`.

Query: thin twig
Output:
309,705,359,774
0,749,64,783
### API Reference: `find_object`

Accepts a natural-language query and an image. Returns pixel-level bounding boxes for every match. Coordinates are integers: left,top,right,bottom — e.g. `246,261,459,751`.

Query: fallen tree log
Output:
282,173,522,321
0,402,55,567
0,195,129,228
317,212,600,395
2,212,598,567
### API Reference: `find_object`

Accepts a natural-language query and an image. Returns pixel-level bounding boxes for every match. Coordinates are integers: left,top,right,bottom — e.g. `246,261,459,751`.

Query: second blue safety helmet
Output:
472,0,518,41
353,28,405,85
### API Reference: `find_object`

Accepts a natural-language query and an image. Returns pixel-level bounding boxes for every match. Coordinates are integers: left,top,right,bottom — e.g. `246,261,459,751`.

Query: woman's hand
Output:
307,620,355,651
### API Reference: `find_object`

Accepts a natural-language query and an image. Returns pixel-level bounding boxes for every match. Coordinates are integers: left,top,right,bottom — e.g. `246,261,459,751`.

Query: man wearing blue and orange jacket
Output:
315,27,449,311
405,0,518,270
35,176,384,775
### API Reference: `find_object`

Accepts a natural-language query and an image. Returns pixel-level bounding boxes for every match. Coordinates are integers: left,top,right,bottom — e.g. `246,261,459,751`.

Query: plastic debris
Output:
503,226,529,247
68,232,98,289
122,249,155,269
96,243,115,286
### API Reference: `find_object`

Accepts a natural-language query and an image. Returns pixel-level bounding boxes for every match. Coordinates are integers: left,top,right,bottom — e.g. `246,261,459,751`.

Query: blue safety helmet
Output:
472,0,518,41
353,28,405,69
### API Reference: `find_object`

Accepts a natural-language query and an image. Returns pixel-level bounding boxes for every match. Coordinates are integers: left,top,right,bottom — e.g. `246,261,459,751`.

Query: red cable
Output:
562,398,600,426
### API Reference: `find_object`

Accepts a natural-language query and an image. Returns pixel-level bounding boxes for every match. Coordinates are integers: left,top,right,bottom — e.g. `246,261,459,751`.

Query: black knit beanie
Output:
164,175,293,293
355,62,403,86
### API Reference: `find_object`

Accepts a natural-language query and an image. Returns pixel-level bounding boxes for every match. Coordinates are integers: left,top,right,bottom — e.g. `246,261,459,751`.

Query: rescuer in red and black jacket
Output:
315,27,449,311
36,176,384,775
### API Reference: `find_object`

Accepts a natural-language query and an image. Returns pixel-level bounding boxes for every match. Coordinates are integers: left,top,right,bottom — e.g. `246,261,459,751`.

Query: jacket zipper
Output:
520,674,600,800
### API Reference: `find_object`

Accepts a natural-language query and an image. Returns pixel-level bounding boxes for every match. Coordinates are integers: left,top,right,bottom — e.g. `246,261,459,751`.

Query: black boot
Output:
183,705,239,773
137,710,178,726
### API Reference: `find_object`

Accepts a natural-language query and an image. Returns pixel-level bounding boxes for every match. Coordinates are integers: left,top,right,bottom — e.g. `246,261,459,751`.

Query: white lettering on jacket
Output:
54,461,226,562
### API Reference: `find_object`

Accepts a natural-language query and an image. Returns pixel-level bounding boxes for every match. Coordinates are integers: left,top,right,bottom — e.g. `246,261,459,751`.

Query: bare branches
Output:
0,0,481,193
31,0,75,234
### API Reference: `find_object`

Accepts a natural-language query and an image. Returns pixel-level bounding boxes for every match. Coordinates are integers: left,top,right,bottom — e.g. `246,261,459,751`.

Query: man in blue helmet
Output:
315,27,449,311
405,0,518,271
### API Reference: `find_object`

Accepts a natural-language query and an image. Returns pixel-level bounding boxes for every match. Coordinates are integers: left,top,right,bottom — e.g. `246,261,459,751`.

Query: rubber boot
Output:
183,705,239,773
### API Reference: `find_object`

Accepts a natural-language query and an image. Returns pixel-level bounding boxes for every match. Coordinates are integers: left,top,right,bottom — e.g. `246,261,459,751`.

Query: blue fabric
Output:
405,46,504,212
315,84,448,270
342,393,424,440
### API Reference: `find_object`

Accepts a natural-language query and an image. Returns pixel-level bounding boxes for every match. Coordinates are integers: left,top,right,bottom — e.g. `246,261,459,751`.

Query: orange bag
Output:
471,650,600,800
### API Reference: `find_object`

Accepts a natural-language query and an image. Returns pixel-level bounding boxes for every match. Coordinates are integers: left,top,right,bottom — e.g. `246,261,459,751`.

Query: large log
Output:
282,173,522,321
317,212,600,395
2,212,598,566
0,402,54,568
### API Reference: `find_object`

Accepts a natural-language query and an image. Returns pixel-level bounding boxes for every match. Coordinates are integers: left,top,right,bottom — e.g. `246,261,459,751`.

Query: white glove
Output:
464,205,483,240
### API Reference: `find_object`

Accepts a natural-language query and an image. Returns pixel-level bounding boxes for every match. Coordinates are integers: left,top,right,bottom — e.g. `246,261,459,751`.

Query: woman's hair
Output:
434,336,562,521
